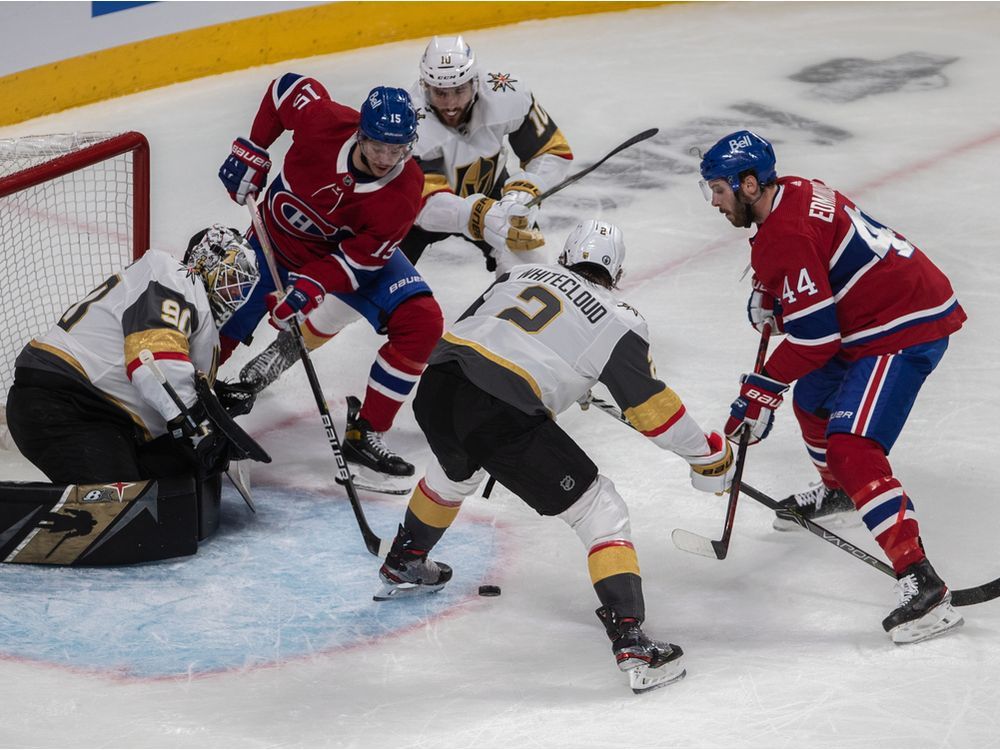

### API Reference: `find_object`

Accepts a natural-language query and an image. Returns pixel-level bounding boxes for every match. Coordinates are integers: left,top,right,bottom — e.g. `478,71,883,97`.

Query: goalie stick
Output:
247,195,388,558
525,128,659,208
586,395,1000,607
671,322,772,560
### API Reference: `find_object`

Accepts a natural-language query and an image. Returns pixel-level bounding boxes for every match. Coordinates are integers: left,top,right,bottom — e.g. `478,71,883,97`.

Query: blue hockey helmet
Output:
359,86,418,145
699,131,777,193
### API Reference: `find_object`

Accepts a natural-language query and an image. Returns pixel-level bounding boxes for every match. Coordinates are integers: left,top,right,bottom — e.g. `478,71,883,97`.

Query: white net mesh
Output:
0,132,145,406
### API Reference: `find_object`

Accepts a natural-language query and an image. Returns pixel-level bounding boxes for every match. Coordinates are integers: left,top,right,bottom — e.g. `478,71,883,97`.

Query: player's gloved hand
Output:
501,173,542,207
167,402,232,475
214,379,258,418
265,275,325,331
687,431,736,494
747,276,784,334
724,373,789,445
467,194,544,252
219,137,271,206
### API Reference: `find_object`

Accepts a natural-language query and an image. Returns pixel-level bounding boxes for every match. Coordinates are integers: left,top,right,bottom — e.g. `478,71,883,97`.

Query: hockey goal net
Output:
0,131,150,438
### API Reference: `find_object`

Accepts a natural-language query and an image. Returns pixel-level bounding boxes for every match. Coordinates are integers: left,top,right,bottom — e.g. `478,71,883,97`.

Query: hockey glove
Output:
747,276,784,334
167,402,232,476
265,275,325,331
688,431,736,494
214,379,258,418
724,373,789,445
501,174,542,207
467,195,544,252
219,137,271,206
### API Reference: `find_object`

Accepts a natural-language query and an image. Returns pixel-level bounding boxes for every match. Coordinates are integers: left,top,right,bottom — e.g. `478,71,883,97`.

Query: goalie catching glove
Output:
466,193,544,252
218,137,271,206
687,431,736,494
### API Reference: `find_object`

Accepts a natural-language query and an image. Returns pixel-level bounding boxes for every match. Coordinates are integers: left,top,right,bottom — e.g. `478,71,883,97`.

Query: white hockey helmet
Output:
184,225,260,326
419,35,478,89
559,220,626,287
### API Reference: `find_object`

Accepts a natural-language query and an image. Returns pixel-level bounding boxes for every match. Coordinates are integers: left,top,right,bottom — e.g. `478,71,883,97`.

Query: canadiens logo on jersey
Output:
271,189,340,241
487,72,518,92
455,154,502,197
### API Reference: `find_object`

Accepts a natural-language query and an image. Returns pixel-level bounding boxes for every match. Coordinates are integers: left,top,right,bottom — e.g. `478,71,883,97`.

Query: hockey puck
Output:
478,584,501,597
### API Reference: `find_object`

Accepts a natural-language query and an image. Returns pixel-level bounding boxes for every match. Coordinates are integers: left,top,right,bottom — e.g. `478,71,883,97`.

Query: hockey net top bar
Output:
0,131,150,421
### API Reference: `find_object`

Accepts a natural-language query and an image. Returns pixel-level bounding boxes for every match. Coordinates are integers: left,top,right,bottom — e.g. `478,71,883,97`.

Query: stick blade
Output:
671,528,724,559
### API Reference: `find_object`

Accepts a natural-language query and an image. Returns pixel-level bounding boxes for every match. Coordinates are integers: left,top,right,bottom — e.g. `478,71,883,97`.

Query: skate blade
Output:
772,509,862,532
347,465,414,496
629,662,686,694
890,597,965,645
372,581,446,602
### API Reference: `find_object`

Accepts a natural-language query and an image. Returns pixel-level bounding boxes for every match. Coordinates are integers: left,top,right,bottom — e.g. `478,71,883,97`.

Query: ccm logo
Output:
746,388,782,407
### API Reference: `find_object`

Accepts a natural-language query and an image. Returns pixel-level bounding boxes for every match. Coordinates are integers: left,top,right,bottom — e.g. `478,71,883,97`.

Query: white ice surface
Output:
2,2,1000,747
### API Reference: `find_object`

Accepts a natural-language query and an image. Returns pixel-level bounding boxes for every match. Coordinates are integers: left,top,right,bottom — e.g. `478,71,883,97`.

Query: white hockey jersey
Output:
15,249,220,441
430,263,711,460
410,70,572,230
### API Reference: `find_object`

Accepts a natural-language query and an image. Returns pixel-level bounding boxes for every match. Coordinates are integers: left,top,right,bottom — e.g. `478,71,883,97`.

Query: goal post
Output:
0,131,150,407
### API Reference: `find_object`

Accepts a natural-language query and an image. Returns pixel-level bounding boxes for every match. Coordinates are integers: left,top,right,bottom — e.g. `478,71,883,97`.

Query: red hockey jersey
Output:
752,176,965,384
248,74,423,293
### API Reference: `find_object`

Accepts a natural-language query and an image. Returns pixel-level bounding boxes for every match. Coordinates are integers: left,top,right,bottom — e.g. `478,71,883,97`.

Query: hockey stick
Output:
246,195,388,558
738,482,1000,608
587,396,1000,607
671,322,772,560
525,128,659,208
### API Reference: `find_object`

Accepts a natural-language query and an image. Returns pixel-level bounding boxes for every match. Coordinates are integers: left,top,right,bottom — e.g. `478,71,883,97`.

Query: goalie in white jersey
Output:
373,220,736,693
6,226,263,484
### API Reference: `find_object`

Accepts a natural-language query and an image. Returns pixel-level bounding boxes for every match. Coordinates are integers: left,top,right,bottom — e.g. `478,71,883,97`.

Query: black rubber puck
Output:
478,584,501,597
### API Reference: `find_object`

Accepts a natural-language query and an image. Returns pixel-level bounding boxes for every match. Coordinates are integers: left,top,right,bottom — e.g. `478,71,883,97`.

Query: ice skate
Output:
239,328,298,394
374,525,452,601
772,479,859,531
596,607,685,694
343,396,415,478
883,558,964,644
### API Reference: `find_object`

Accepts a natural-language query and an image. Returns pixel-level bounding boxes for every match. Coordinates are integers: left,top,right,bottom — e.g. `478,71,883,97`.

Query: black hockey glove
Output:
214,379,258,417
167,402,233,476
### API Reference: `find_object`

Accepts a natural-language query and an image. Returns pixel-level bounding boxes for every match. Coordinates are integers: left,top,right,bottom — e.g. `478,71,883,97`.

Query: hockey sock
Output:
399,464,479,551
589,541,645,622
359,295,443,432
827,433,923,573
793,401,840,489
300,318,337,351
219,333,240,365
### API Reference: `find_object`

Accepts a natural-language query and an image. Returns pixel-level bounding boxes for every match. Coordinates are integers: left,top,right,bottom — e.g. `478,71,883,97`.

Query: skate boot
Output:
343,396,415,477
595,607,685,694
882,558,964,644
772,479,859,531
374,525,453,601
239,328,298,394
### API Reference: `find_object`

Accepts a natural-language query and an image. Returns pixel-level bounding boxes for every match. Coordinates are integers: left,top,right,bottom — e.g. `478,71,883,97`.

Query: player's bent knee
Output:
826,433,892,497
386,294,444,361
557,474,632,550
424,460,485,502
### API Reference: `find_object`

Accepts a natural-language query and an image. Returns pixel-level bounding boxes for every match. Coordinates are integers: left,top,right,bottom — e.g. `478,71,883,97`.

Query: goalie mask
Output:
184,225,260,327
559,220,626,288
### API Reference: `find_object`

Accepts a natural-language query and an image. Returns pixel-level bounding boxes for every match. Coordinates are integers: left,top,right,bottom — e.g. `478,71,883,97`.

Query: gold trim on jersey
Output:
624,387,684,434
26,341,154,441
408,482,462,529
441,332,542,400
421,173,452,201
123,327,191,364
27,340,87,379
588,542,640,584
455,153,502,197
525,129,572,166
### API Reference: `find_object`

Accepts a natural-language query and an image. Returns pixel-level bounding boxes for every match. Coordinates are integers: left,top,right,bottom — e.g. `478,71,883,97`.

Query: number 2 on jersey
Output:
496,285,563,332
